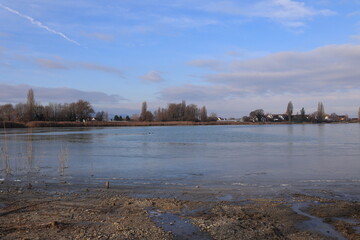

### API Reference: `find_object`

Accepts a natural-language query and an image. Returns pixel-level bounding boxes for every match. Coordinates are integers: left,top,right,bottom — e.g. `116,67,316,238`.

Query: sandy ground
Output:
0,181,359,240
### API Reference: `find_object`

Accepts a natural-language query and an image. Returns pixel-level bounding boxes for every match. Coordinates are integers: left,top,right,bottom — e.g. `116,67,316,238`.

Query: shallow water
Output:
291,202,347,240
1,124,360,199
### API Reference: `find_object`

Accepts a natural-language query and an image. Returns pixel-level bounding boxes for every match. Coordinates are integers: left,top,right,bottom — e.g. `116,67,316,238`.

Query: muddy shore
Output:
0,181,359,240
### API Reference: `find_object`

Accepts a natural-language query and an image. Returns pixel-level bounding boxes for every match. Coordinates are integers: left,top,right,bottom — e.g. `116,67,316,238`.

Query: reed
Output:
2,122,11,176
58,145,69,176
26,129,33,171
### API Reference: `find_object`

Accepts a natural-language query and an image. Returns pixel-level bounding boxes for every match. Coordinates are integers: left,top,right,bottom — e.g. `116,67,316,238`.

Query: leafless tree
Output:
208,112,218,121
96,111,106,121
0,104,15,121
286,101,293,121
140,101,147,121
131,114,139,121
25,89,35,122
14,103,27,122
300,107,306,122
200,106,208,122
317,102,325,123
329,113,339,122
74,100,94,122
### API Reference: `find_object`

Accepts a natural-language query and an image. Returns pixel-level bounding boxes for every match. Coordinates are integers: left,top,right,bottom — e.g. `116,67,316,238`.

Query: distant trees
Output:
26,89,35,122
151,101,208,122
95,111,108,121
0,89,97,122
358,107,360,122
300,107,306,122
139,101,154,121
0,104,15,121
200,106,208,122
113,115,123,121
286,101,293,122
317,102,325,123
249,109,265,122
73,100,94,122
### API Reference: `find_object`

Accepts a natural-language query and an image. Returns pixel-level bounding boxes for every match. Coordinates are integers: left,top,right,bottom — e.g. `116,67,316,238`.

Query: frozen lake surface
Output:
1,124,360,200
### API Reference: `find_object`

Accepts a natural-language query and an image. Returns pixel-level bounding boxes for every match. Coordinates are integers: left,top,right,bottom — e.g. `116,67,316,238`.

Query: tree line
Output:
244,101,359,123
0,89,97,122
0,89,215,123
1,89,359,123
134,101,216,122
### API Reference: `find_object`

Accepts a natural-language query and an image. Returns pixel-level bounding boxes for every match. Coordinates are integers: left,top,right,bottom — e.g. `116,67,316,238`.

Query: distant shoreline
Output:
1,120,358,128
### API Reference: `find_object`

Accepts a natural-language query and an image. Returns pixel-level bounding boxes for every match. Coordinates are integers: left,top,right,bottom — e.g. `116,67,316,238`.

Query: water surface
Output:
1,124,359,199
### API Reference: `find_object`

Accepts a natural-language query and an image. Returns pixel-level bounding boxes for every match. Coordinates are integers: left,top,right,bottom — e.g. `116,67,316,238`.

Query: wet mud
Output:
0,182,359,240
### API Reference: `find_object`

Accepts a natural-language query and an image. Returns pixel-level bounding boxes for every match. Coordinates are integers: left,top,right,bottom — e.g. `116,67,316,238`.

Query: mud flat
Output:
0,181,359,240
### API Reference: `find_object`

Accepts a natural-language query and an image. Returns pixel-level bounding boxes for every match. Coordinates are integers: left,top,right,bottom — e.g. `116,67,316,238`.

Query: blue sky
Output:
1,0,360,117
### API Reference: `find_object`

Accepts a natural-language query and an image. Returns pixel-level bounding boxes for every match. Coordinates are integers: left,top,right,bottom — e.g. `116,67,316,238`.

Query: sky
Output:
1,0,360,117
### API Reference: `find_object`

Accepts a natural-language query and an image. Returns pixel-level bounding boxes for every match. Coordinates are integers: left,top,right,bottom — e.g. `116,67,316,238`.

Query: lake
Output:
1,124,360,200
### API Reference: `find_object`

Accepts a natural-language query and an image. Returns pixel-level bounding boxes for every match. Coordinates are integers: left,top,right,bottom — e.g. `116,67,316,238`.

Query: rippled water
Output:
1,124,360,199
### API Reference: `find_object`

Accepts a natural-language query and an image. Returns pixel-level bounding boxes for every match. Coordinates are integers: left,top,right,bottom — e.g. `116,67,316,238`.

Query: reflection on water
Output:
0,124,360,199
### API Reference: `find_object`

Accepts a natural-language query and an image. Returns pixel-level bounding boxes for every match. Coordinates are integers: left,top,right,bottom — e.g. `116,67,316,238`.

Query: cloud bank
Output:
140,71,164,83
160,44,360,115
31,57,123,77
0,84,126,105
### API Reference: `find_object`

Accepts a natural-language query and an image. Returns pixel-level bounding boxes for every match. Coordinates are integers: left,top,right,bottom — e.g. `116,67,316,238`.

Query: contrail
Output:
0,4,80,46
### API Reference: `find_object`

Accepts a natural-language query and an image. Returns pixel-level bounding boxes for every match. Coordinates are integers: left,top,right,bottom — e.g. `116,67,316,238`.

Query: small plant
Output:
2,122,11,176
58,145,69,176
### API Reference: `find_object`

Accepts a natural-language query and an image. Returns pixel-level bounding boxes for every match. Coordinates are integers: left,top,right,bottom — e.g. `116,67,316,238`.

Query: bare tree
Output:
317,102,325,123
0,104,15,121
26,88,35,122
140,101,147,121
200,106,208,122
208,112,218,121
14,103,27,122
74,100,94,122
131,114,139,121
300,107,306,122
96,111,105,121
286,101,293,122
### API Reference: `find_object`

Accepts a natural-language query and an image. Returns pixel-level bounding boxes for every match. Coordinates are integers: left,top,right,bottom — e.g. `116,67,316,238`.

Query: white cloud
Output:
197,0,335,27
159,44,360,116
187,59,223,70
159,16,218,28
13,55,124,77
140,71,164,83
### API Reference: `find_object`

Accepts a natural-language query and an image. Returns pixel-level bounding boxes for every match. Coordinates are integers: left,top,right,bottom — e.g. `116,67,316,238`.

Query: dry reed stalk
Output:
0,146,3,174
58,145,69,176
2,122,11,176
26,130,33,171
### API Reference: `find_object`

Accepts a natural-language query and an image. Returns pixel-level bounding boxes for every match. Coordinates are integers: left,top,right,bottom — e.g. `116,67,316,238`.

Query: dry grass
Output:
1,122,11,176
0,121,26,128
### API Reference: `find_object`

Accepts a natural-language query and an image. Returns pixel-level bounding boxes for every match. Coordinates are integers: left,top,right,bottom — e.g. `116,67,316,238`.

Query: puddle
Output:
216,194,233,201
0,203,7,209
291,202,347,240
148,209,211,240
